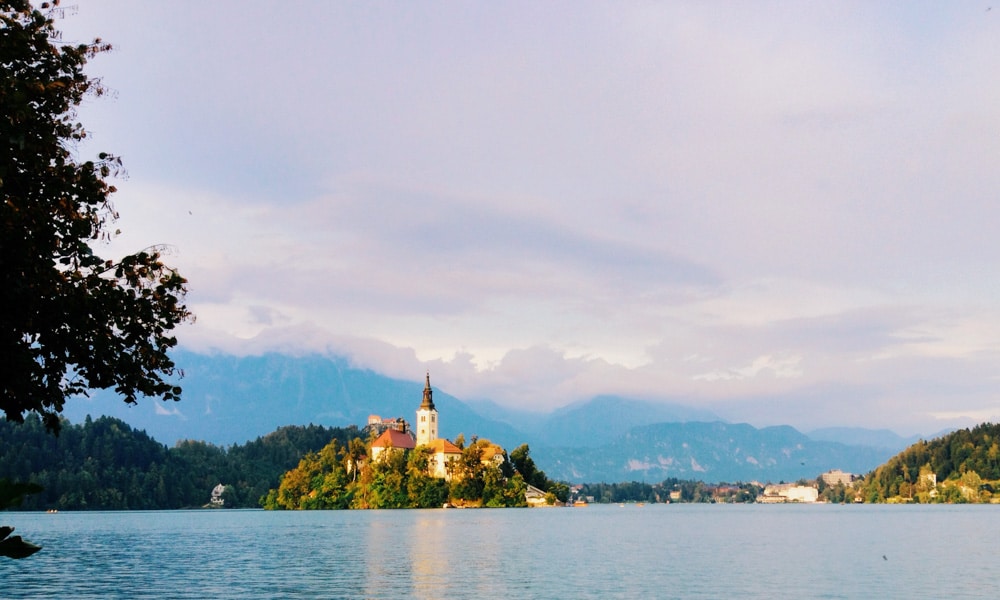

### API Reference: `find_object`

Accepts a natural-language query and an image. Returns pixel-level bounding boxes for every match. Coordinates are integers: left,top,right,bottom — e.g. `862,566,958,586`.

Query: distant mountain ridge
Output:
533,421,896,484
527,395,719,447
61,350,906,483
805,427,928,451
63,351,526,448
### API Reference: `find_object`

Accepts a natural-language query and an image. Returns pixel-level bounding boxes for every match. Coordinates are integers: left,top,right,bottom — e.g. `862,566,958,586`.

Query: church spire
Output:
420,372,435,410
416,372,438,447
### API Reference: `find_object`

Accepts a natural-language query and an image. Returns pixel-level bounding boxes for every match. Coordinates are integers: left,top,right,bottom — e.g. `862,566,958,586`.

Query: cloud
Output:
693,354,804,383
928,407,1000,424
154,402,185,419
51,2,1000,436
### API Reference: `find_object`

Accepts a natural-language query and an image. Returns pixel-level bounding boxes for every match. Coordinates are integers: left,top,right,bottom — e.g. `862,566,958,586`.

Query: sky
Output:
56,1,1000,435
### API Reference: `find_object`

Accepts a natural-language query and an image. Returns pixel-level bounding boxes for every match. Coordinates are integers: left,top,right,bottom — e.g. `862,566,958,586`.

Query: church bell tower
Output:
415,372,438,447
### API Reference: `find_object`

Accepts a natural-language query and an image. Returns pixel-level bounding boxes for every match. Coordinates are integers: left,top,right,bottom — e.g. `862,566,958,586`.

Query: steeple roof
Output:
419,372,436,410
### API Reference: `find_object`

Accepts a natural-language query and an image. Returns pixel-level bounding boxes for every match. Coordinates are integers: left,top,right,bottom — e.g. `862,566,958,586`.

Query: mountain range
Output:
61,351,934,483
533,422,891,483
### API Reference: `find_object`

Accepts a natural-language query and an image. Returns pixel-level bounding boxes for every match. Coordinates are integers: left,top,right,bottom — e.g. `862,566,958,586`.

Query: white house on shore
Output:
759,483,819,503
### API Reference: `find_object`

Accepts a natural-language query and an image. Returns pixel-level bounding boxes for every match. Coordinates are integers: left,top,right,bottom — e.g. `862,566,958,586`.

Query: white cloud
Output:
153,402,185,419
694,354,804,383
928,408,1000,424
49,1,1000,436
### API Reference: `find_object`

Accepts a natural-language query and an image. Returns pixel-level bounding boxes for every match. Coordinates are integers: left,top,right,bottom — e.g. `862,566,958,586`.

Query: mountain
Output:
58,350,904,485
528,395,720,447
62,351,526,449
805,427,929,453
463,398,545,432
533,421,895,484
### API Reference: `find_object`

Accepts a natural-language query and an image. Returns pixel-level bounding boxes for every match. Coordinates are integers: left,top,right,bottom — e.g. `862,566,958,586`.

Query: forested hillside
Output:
858,422,1000,503
0,416,359,510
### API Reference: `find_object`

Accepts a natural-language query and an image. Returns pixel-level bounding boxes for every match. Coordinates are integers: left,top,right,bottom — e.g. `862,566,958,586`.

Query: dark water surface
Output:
2,504,997,599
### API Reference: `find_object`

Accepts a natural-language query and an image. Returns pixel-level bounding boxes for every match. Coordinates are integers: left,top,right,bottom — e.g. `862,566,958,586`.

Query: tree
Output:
1,0,190,433
546,481,569,504
406,447,447,508
449,441,486,504
368,446,409,508
346,438,367,482
509,444,537,484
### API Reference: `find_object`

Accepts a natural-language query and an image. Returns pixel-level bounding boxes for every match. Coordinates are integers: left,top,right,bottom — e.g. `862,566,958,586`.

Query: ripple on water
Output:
3,505,999,599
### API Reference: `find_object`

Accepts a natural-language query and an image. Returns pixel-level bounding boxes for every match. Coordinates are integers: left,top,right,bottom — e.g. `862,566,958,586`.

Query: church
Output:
369,374,465,479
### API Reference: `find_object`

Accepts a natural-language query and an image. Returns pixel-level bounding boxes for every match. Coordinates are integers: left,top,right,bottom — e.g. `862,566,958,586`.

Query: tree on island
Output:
262,435,528,510
510,444,568,504
1,0,190,557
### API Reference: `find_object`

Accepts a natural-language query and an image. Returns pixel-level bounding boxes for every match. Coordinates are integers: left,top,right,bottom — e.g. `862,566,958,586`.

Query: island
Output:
261,374,567,509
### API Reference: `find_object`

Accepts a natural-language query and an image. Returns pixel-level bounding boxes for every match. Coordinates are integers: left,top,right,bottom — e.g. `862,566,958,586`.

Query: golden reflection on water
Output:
361,510,460,598
410,511,449,598
362,515,397,598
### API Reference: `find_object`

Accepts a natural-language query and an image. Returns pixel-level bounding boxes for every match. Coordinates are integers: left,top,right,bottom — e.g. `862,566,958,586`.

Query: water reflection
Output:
362,509,516,598
361,514,408,597
4,506,1000,599
409,511,449,598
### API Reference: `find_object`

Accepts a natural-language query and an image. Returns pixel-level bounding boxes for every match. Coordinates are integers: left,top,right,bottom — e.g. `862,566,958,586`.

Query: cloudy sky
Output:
59,1,1000,435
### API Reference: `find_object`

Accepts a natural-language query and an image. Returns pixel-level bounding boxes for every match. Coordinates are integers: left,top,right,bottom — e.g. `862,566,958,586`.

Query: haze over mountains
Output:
63,351,937,483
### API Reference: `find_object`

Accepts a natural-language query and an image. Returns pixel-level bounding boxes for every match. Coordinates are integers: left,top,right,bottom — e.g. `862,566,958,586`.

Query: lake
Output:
2,504,997,599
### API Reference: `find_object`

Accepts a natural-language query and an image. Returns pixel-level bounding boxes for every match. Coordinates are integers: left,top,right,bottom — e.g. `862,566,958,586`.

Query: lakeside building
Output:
209,484,225,507
525,484,549,507
759,483,819,503
820,469,856,486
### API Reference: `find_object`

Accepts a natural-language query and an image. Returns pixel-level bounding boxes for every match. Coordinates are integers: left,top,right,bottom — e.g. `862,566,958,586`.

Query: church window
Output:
431,415,435,422
421,416,426,422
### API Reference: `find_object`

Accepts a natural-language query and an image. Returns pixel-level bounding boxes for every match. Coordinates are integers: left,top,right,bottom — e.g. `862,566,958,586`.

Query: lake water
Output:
2,504,997,599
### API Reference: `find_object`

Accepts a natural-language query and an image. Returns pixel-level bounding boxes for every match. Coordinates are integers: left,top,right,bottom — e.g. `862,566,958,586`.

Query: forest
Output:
12,414,1000,509
0,415,568,510
1,414,735,510
857,422,1000,503
0,415,357,509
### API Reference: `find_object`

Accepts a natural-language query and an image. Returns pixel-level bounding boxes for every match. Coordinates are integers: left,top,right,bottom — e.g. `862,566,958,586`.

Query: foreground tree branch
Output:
1,0,191,433
0,480,42,559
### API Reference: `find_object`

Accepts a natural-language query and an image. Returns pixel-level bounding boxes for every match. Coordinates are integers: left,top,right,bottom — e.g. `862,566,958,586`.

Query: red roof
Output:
371,428,416,450
426,438,462,455
480,444,505,462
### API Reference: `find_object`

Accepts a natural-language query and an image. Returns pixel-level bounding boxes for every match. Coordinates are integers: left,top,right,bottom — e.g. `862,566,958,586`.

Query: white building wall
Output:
416,408,438,446
785,486,819,503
